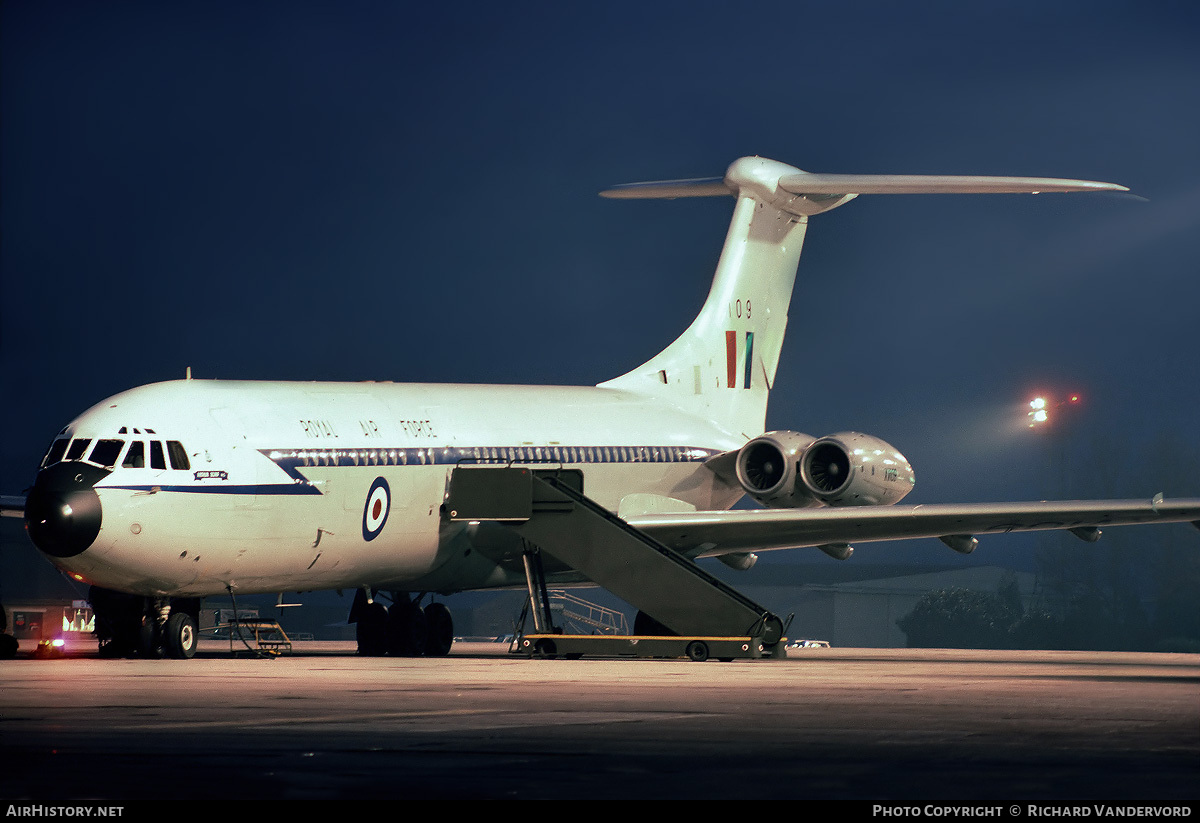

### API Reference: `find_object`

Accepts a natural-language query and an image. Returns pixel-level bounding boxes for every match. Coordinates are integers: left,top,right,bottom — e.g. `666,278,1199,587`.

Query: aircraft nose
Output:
25,462,107,558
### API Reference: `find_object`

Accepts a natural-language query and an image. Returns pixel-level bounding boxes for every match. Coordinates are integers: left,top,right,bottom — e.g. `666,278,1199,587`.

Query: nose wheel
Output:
164,612,198,659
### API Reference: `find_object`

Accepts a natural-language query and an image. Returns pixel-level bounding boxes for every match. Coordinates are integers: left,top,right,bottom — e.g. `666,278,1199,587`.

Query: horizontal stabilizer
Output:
599,166,1128,201
600,177,731,199
777,173,1128,196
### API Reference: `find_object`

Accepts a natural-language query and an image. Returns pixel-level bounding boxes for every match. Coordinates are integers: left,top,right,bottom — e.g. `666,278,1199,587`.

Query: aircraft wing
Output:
0,495,25,519
627,498,1200,558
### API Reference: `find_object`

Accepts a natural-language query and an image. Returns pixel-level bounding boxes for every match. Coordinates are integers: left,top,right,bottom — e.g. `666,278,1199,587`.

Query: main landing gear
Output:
91,586,200,659
351,589,454,658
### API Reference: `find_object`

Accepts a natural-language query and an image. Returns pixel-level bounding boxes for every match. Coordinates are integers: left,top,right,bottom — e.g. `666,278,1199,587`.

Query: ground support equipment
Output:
446,466,788,660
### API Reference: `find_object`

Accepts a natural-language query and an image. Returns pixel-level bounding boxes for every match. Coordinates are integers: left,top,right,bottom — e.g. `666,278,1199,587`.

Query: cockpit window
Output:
66,439,92,461
166,441,190,470
122,441,145,469
89,439,125,468
42,438,69,468
150,441,166,470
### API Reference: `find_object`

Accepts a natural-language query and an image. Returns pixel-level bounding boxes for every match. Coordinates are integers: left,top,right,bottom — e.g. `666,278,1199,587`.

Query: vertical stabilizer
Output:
598,156,1125,439
599,157,840,439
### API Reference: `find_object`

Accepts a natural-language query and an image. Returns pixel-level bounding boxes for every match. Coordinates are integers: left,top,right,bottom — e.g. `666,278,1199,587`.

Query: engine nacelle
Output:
800,431,915,506
735,431,818,508
734,430,915,508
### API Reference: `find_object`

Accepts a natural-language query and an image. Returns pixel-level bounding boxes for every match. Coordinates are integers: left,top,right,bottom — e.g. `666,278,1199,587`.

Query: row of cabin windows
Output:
41,437,191,471
285,444,708,468
466,445,696,464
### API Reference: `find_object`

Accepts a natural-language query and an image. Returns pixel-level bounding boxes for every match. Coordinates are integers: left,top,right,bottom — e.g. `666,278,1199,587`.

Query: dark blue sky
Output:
3,2,1198,550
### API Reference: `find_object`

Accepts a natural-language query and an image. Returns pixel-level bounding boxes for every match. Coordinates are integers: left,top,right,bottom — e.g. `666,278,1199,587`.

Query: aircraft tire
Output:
138,617,164,659
356,602,388,656
423,602,454,657
164,612,197,659
386,601,427,657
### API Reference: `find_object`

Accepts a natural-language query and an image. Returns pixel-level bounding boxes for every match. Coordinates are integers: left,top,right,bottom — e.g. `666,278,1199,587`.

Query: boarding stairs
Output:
548,590,629,635
446,467,786,660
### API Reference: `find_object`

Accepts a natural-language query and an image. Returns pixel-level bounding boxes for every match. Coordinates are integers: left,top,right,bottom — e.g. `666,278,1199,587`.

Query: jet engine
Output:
734,430,818,508
735,430,915,508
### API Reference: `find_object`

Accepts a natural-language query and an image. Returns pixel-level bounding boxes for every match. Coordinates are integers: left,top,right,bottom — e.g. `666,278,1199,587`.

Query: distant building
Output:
742,566,1037,648
2,599,94,643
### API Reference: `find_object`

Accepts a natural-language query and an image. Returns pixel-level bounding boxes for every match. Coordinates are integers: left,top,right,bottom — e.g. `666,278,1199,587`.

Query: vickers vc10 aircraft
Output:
5,156,1198,659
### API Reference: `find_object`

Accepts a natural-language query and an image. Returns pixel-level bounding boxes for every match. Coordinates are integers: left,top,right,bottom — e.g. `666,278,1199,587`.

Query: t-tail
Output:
597,156,1127,439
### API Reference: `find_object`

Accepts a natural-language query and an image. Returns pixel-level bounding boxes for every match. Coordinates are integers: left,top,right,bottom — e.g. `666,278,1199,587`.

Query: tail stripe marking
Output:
725,331,737,388
743,332,754,390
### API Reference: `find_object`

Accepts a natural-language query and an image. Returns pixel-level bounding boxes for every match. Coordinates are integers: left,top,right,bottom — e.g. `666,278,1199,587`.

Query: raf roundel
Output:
361,477,390,541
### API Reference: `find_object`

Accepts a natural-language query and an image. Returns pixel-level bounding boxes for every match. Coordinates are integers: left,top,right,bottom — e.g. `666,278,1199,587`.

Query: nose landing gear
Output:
91,586,199,659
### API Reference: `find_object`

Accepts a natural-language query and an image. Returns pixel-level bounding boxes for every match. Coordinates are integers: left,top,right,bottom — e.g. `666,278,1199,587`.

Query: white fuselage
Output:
32,156,1122,605
47,379,745,597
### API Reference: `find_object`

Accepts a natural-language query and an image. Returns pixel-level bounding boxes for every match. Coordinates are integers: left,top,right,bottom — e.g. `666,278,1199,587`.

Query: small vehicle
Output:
34,637,66,658
786,639,831,649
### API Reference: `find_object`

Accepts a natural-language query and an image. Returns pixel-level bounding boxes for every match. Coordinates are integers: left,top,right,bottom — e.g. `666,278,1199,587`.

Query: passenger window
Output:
89,439,125,468
41,439,69,468
66,439,92,461
166,441,190,470
150,441,166,470
123,442,145,469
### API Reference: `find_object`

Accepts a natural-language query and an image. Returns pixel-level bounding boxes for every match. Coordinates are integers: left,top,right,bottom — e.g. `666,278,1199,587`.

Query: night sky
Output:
3,2,1198,568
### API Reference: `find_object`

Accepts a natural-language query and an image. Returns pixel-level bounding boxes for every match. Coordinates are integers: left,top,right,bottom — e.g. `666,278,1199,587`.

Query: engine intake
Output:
801,432,915,506
804,440,853,495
